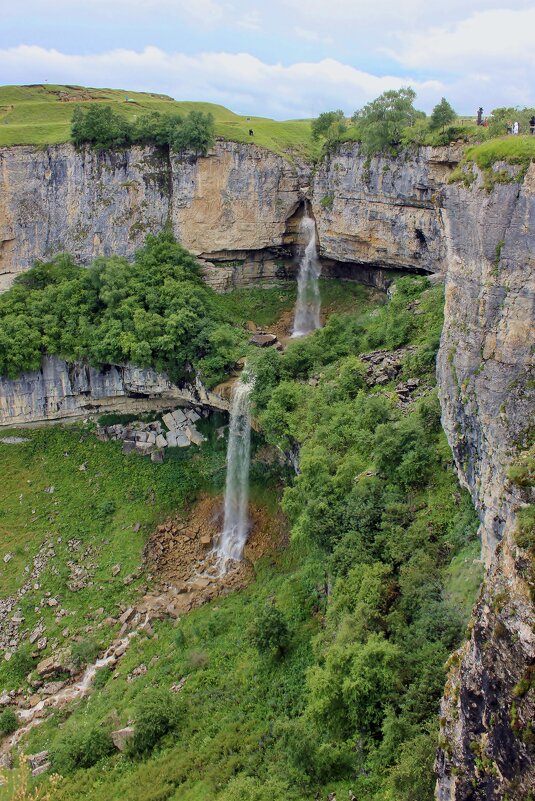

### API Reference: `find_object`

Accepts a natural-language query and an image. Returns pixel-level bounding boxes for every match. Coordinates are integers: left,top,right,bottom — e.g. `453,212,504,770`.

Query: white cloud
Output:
389,7,535,69
0,45,443,118
294,27,334,45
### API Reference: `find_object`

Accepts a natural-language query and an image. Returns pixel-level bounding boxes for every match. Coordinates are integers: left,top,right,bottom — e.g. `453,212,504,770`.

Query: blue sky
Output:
2,1,534,118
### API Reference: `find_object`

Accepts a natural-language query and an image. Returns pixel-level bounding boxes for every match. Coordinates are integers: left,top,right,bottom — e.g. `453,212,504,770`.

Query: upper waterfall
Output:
292,208,322,337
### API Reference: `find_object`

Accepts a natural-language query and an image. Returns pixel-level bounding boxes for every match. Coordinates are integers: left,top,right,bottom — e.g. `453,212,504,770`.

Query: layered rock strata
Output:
0,356,228,427
0,141,462,292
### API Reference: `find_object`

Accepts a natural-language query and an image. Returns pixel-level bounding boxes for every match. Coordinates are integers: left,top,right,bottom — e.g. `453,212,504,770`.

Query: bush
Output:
130,689,178,755
71,105,131,150
71,637,100,669
51,726,114,774
248,605,289,658
71,106,214,154
352,88,421,154
0,707,18,736
0,232,244,386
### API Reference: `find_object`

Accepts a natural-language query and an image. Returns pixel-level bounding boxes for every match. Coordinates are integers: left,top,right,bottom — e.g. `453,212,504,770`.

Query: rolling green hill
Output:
0,84,318,158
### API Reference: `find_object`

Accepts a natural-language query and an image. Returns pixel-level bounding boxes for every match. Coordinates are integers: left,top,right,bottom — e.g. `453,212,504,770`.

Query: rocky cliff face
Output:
435,163,535,800
0,356,228,427
0,140,459,292
311,143,461,273
0,140,307,291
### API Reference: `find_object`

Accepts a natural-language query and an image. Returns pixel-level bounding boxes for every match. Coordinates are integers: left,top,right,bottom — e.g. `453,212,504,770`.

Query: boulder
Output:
248,333,278,347
185,426,205,446
150,449,164,464
111,564,121,577
185,409,200,423
175,433,190,448
111,726,135,752
155,434,167,449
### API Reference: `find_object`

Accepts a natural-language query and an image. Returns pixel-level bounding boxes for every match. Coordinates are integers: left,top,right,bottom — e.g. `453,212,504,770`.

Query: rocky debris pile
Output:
0,540,57,658
360,346,416,386
395,377,424,406
96,408,207,462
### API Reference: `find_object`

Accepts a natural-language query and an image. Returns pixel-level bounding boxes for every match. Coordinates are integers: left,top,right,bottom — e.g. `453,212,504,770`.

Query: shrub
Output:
71,105,131,150
0,707,18,736
71,637,100,669
248,605,289,658
50,726,114,774
130,689,178,755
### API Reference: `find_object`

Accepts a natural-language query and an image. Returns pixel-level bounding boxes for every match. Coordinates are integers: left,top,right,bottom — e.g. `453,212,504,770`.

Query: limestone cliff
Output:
0,140,306,291
0,356,228,427
311,143,461,273
0,140,459,292
435,164,535,799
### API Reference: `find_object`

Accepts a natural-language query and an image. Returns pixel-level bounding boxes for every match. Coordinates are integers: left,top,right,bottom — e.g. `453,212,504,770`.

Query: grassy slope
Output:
0,84,318,159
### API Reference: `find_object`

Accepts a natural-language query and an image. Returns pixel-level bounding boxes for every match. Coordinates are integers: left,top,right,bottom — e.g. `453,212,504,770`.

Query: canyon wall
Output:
435,163,535,799
0,137,533,799
0,356,228,427
0,140,456,292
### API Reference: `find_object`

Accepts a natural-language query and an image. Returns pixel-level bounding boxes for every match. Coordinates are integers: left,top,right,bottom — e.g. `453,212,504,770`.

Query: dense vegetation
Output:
0,232,244,388
1,275,483,801
312,88,535,158
71,105,215,153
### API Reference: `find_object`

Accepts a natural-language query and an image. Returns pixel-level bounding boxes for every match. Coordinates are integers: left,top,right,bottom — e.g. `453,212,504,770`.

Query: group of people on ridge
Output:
477,106,535,135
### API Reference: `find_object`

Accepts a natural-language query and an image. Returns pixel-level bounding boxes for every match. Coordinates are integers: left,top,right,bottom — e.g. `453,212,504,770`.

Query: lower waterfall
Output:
215,371,255,572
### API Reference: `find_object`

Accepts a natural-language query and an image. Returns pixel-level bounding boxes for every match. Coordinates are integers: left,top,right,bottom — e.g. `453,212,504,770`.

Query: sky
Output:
1,0,534,119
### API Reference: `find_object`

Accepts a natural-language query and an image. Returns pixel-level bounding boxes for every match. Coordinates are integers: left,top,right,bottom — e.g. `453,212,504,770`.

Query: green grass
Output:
0,84,318,159
465,135,535,169
0,422,228,692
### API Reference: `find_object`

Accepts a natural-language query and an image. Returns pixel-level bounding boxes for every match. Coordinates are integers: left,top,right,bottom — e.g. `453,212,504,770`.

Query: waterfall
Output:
216,371,255,571
292,208,322,337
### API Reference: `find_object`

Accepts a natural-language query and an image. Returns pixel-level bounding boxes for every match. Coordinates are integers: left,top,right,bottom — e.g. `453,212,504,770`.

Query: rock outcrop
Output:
0,355,228,426
435,163,535,799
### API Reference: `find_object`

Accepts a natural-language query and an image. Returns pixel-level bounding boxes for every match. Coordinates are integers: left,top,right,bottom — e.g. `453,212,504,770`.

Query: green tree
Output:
70,105,131,150
311,110,347,144
429,98,456,132
172,110,215,154
248,605,289,658
130,689,178,755
352,88,418,154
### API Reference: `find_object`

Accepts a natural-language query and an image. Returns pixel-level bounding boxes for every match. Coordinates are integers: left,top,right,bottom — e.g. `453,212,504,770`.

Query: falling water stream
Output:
292,207,322,337
215,371,255,573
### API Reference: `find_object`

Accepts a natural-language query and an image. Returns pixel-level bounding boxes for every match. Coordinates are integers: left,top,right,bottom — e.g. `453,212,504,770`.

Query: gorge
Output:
0,133,533,801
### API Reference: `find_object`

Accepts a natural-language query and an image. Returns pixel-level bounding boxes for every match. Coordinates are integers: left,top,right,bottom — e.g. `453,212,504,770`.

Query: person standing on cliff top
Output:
477,107,483,125
513,121,519,135
530,116,535,135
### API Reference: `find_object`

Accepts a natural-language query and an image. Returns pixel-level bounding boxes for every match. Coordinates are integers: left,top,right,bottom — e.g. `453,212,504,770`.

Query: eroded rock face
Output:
435,164,535,800
311,144,461,273
0,355,228,426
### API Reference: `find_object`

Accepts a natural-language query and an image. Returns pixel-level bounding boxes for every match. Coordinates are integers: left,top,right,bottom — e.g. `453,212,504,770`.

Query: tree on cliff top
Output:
71,105,132,150
352,88,420,154
71,106,214,154
429,98,456,132
311,110,347,145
